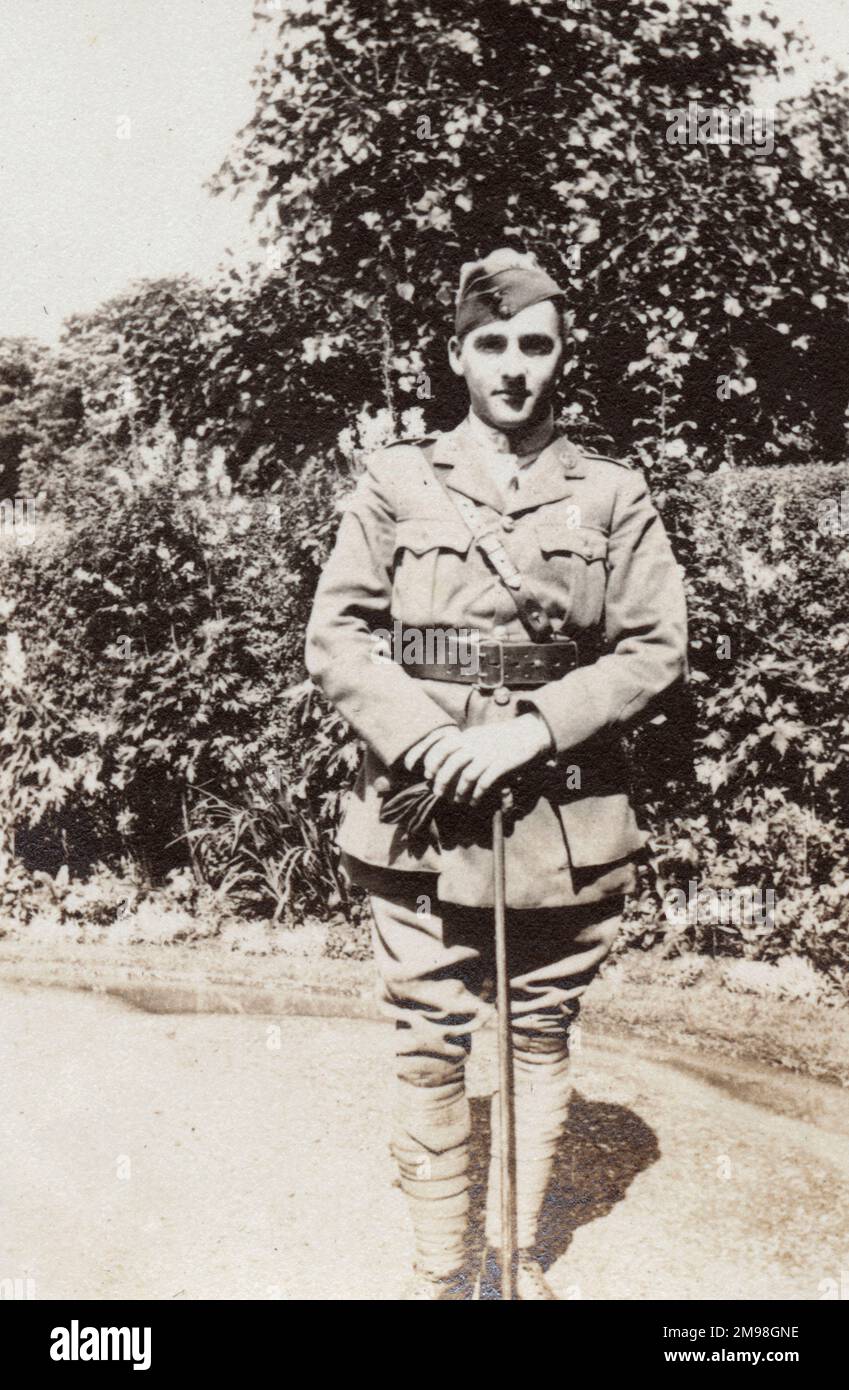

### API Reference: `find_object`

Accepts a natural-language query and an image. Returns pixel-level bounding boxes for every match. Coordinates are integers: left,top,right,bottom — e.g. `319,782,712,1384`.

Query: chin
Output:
488,399,535,429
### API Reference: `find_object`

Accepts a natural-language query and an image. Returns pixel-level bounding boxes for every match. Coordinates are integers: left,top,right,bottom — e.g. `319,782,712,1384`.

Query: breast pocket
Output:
535,522,608,627
391,519,476,626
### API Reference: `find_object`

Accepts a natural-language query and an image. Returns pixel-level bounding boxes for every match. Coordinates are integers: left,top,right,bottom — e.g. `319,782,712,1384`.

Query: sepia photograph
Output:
1,0,848,1349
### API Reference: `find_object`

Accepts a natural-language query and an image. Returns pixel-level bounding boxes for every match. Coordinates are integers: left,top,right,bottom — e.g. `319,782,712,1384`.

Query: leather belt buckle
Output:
553,637,579,674
475,639,505,693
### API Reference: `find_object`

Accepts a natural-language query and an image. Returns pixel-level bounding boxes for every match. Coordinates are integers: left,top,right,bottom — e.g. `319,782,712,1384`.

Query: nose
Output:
500,343,526,380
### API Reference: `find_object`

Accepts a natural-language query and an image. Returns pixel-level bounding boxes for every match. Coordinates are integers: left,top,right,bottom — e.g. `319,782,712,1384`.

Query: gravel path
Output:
2,982,847,1300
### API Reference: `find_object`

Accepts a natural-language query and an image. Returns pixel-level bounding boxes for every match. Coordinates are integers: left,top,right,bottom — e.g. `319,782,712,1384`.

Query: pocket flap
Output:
536,522,607,562
394,519,474,556
557,794,646,867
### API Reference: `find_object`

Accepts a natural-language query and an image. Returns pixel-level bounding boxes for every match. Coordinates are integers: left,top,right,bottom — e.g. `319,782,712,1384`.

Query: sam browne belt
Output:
403,634,587,688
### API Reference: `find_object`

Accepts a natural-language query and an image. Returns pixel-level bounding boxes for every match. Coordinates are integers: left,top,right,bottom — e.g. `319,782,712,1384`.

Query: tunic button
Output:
502,516,515,532
494,687,511,706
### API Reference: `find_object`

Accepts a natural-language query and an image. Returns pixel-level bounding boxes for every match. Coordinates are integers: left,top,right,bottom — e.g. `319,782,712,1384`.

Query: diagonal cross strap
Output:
418,450,554,642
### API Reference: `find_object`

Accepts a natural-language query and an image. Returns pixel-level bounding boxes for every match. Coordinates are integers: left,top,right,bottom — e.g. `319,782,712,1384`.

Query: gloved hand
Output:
399,714,552,807
427,714,552,805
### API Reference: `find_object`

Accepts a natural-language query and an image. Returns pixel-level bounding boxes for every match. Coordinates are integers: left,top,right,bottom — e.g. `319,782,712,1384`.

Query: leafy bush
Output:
625,459,849,986
3,433,847,983
0,427,355,919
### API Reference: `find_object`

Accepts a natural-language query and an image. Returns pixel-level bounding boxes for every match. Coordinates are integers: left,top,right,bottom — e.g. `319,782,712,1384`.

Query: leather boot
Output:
484,1036,573,1259
473,1247,559,1300
404,1266,475,1300
392,1073,472,1285
516,1250,558,1300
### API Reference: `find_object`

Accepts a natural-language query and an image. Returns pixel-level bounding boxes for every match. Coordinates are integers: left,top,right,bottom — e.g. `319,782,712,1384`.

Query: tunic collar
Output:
463,407,555,460
428,414,586,513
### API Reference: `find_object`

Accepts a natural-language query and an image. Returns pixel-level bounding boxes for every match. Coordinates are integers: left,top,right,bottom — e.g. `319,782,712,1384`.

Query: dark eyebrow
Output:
519,334,557,351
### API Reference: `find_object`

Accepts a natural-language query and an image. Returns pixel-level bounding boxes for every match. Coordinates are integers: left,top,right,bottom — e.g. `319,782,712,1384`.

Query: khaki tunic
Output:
304,418,688,909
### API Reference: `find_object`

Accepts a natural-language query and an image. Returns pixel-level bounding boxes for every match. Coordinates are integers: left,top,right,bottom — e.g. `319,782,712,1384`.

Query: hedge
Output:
1,435,847,984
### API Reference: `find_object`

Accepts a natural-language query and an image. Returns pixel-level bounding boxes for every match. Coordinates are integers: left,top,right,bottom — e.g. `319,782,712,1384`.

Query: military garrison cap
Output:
455,247,566,338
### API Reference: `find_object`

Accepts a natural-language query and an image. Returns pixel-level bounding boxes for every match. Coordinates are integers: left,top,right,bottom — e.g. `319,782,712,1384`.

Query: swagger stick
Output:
492,791,517,1299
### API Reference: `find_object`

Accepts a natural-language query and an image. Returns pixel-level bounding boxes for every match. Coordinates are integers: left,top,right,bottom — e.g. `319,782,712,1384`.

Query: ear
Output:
447,334,465,378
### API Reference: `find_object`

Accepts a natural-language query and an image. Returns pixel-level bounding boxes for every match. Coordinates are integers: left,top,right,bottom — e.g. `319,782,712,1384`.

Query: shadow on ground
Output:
466,1089,659,1293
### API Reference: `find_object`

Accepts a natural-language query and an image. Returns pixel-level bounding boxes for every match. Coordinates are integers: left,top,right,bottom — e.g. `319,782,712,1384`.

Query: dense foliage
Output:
630,460,849,981
208,0,849,479
3,2,848,509
1,429,354,919
2,441,847,983
1,1,847,987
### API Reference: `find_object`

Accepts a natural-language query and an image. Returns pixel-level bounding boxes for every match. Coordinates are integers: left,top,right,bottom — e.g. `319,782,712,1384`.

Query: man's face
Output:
448,298,563,433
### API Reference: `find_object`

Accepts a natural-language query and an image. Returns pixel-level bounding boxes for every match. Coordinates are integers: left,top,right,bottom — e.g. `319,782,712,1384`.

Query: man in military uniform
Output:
305,248,688,1298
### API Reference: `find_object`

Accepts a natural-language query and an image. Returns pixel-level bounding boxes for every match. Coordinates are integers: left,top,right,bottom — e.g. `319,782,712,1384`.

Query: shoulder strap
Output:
418,443,554,642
